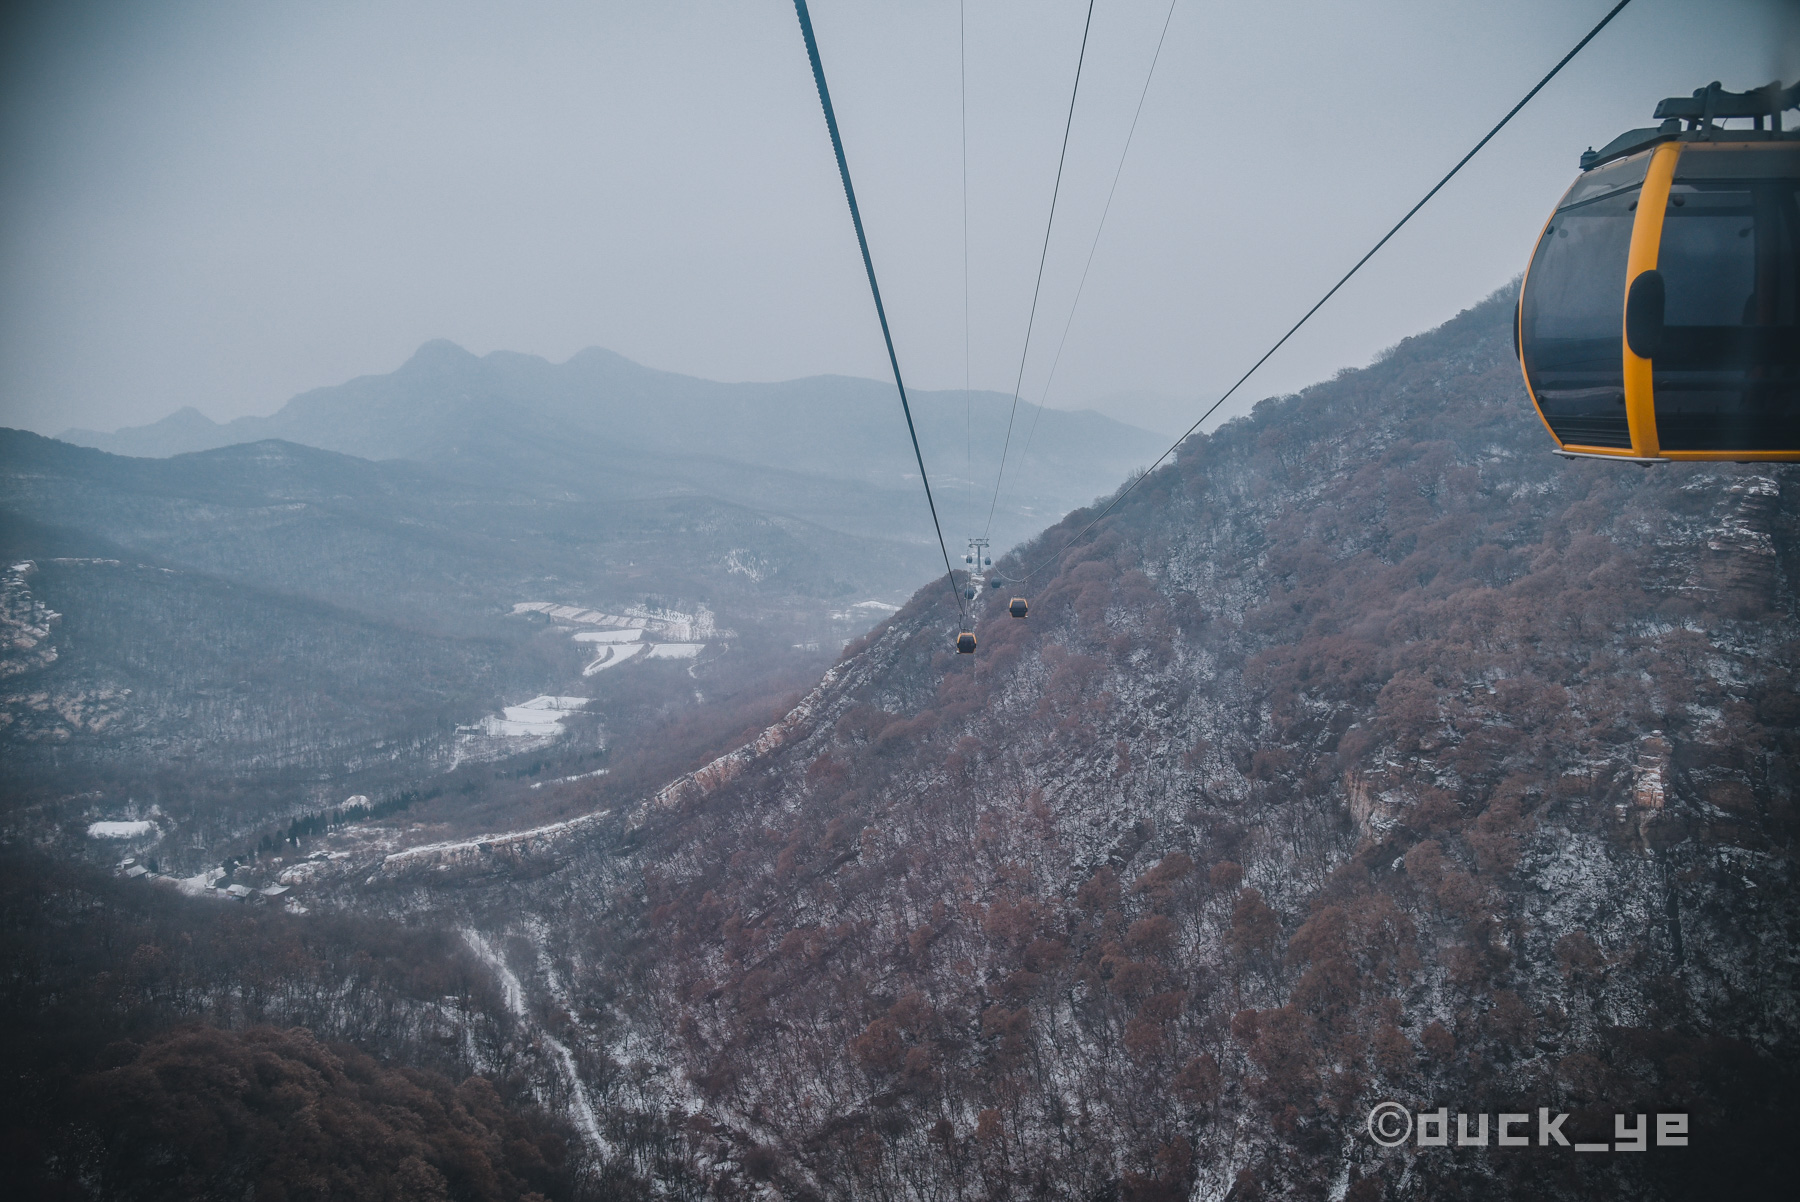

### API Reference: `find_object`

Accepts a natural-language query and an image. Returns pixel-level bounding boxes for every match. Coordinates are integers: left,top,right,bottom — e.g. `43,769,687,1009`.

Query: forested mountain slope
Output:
0,851,699,1200
0,429,929,632
417,286,1799,1199
0,431,859,861
0,432,824,790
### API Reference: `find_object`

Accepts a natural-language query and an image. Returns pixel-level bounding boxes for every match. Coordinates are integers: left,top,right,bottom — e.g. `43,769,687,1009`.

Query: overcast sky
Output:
2,0,1796,439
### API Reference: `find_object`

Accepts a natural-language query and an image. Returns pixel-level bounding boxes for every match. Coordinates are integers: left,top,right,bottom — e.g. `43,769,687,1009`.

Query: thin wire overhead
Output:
995,0,1638,586
982,0,1098,540
1009,0,1180,495
790,0,967,620
960,0,972,467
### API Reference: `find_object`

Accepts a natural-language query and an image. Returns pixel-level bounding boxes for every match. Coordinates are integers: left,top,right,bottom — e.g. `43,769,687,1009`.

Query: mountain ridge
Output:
59,340,1143,464
57,341,1164,559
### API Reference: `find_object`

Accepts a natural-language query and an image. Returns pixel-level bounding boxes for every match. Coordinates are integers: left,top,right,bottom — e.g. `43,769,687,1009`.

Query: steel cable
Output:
994,0,1636,587
791,0,968,620
982,0,1098,540
1007,0,1180,501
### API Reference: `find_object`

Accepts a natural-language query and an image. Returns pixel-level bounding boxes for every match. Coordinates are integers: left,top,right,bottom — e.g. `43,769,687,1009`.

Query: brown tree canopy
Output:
74,1026,571,1202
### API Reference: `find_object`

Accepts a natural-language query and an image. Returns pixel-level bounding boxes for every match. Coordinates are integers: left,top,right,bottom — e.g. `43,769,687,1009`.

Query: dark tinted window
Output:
1659,186,1759,326
1520,184,1639,448
1653,171,1800,452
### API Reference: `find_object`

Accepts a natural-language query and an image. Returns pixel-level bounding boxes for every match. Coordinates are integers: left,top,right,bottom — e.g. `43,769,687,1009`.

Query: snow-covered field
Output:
582,642,645,676
515,599,716,679
87,820,156,838
481,696,590,737
572,629,643,644
511,599,729,642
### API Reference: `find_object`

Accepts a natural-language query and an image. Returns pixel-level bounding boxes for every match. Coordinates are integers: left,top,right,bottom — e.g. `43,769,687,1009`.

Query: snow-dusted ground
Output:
831,598,903,622
572,629,642,644
530,768,608,790
463,928,610,1155
278,856,341,885
463,928,526,1015
380,810,611,866
582,642,645,676
512,602,621,624
723,548,770,581
86,820,156,838
170,867,227,896
517,599,717,677
481,695,590,737
512,599,730,642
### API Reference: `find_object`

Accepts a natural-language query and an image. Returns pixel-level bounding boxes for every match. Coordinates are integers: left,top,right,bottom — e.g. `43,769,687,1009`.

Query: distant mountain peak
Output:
57,404,228,458
57,404,219,444
562,346,647,381
158,405,220,428
398,339,480,373
565,346,633,367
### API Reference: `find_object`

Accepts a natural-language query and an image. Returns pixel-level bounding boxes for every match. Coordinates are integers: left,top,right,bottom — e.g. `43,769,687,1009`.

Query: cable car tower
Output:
963,538,990,601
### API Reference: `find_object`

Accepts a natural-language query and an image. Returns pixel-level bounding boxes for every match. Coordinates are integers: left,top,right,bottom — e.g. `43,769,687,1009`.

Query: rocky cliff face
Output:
363,287,1798,1199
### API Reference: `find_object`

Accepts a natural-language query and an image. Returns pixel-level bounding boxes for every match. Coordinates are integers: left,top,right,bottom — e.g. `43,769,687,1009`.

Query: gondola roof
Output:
1581,80,1799,172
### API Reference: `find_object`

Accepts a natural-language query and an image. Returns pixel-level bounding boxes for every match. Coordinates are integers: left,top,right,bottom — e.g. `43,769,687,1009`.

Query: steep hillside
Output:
0,850,698,1200
381,287,1800,1199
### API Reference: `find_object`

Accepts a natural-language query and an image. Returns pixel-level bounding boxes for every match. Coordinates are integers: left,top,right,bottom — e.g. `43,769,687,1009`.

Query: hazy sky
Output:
2,0,1796,439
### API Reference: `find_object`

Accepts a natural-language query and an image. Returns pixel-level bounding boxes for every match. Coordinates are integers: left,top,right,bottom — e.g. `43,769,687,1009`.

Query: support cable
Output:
982,0,1098,539
791,0,968,621
995,0,1636,586
961,0,972,467
1012,0,1179,476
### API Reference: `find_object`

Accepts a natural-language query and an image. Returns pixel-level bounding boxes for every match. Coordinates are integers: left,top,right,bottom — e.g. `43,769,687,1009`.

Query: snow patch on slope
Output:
463,928,610,1156
87,820,156,838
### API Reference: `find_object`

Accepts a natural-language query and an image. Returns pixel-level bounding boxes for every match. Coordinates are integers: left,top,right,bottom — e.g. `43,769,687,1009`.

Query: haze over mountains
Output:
59,341,1163,555
2,343,1160,853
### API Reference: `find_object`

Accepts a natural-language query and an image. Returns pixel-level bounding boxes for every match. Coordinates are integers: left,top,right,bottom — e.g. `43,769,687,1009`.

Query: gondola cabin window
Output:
1652,145,1800,451
1520,151,1651,449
